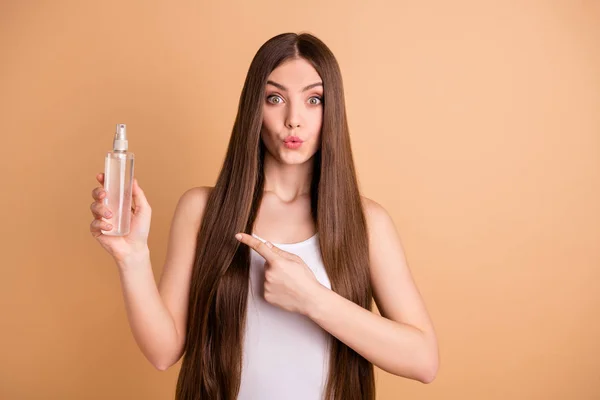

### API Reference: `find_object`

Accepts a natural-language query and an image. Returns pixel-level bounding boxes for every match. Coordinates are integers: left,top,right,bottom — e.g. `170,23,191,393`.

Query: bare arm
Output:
117,250,178,370
234,196,439,383
117,186,211,370
306,198,439,383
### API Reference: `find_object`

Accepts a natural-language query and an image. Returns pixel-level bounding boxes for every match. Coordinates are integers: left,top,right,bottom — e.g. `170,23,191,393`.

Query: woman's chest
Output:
252,195,316,244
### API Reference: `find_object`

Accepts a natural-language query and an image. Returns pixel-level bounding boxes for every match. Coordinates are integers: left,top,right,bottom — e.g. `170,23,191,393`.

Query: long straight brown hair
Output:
175,32,375,400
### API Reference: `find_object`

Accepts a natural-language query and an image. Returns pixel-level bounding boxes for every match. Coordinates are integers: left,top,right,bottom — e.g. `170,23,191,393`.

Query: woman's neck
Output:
262,152,314,202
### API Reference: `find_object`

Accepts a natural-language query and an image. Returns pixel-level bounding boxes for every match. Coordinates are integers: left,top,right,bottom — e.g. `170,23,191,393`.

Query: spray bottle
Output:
101,123,135,236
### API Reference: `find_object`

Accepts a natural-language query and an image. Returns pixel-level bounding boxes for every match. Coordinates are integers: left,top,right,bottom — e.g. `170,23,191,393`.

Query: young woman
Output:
90,32,438,400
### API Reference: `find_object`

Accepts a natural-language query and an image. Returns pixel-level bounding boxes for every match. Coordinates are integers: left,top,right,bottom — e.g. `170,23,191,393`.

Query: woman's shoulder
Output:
180,185,215,202
360,195,388,219
175,190,388,227
360,195,397,237
174,186,215,219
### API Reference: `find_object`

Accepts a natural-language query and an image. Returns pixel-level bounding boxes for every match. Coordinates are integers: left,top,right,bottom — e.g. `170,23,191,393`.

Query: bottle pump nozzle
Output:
113,123,128,151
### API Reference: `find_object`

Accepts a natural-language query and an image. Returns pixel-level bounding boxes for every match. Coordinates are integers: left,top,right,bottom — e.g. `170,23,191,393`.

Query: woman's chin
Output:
278,150,313,165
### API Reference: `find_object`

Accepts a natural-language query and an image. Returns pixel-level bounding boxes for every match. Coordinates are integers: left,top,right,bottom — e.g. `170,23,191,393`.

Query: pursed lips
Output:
283,136,303,143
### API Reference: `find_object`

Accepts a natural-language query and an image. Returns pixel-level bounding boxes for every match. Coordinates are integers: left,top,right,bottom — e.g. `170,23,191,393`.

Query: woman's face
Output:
260,57,323,165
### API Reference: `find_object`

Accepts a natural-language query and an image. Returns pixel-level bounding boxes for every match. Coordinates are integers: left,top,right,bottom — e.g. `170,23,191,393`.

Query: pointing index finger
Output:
235,233,277,262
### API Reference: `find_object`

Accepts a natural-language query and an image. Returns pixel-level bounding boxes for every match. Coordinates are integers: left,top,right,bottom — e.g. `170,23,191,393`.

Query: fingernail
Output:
235,234,242,240
106,224,113,230
105,211,112,218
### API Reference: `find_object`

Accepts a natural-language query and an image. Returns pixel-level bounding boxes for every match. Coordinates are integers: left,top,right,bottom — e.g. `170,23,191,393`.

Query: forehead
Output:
267,58,322,89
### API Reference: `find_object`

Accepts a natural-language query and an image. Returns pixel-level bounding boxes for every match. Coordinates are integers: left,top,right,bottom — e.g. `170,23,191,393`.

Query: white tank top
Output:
237,233,332,400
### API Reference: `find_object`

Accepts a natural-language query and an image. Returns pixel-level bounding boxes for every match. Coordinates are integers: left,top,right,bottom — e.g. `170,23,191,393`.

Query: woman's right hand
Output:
90,173,152,265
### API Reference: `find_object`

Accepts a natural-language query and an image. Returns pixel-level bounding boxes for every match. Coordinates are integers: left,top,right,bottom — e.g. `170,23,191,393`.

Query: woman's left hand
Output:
235,233,323,316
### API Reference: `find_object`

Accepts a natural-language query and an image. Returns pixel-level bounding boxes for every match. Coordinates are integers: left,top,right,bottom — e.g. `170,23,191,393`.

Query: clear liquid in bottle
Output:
101,124,135,236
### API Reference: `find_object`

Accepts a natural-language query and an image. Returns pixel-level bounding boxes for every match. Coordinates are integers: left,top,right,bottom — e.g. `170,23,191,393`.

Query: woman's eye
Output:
267,95,283,104
308,96,322,105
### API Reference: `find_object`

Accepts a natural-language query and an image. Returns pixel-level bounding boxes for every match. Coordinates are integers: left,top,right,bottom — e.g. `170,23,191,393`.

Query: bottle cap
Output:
113,123,128,151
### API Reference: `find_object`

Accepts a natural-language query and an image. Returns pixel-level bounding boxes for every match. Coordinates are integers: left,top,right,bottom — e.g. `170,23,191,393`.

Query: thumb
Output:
132,178,151,214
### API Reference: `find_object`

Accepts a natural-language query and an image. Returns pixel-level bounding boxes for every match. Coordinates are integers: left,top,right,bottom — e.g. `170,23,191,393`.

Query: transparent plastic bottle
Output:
101,123,135,236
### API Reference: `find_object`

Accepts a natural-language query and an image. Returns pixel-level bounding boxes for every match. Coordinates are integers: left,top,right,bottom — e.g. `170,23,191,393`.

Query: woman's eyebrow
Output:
266,80,323,92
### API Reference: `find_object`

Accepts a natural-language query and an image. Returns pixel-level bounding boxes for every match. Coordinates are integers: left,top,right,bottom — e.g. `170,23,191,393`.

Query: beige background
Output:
1,1,599,399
